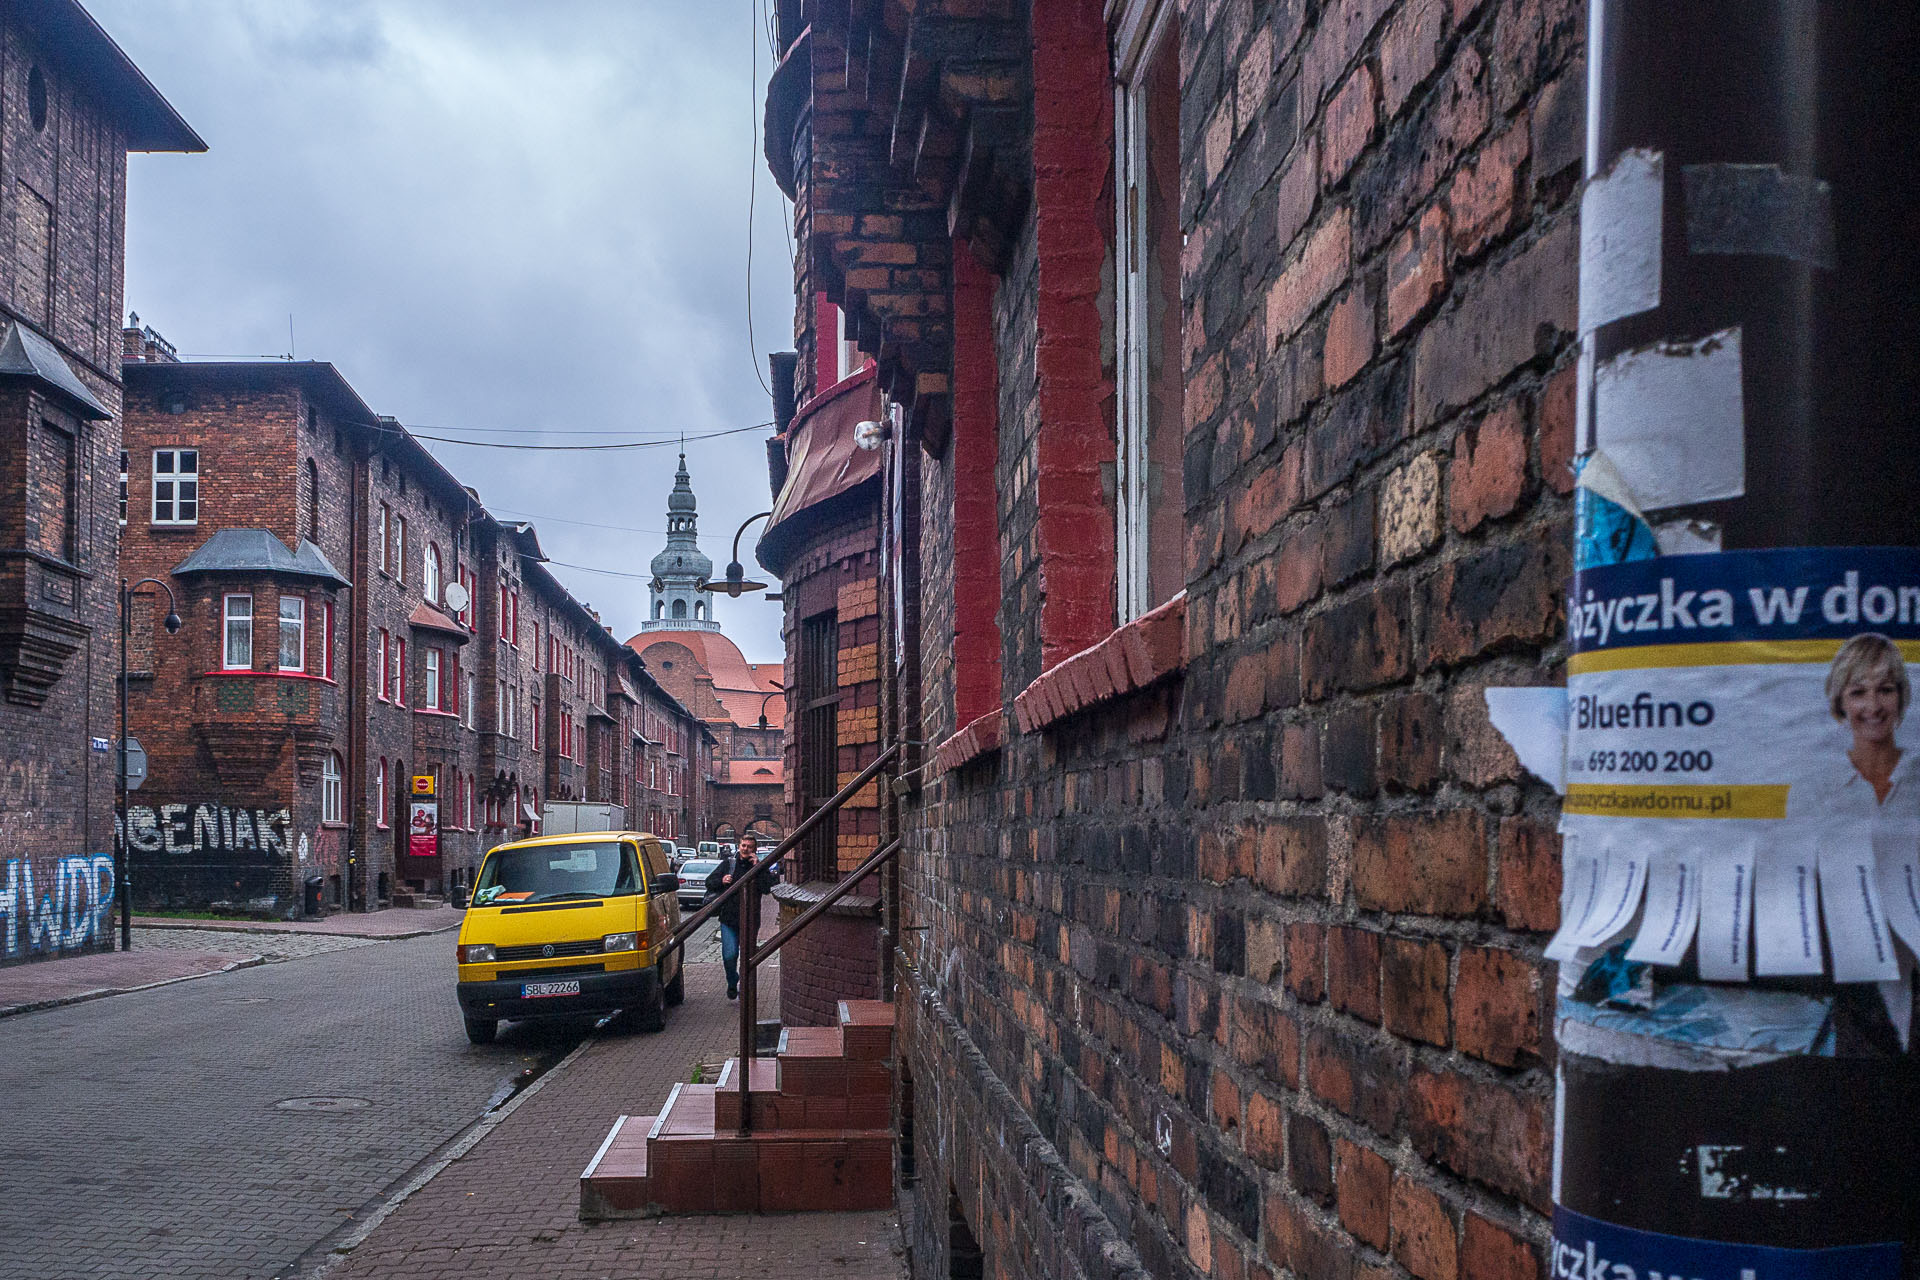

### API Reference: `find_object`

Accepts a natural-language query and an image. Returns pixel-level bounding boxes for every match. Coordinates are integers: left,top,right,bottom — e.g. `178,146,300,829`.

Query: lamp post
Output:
699,511,773,598
118,577,181,951
755,683,785,731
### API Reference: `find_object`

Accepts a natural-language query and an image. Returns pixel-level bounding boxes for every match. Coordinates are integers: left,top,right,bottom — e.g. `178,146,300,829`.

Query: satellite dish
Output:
442,581,471,612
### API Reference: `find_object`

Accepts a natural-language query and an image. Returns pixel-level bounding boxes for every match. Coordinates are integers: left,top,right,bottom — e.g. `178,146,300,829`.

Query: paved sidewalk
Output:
0,945,261,1017
134,905,466,938
317,954,907,1280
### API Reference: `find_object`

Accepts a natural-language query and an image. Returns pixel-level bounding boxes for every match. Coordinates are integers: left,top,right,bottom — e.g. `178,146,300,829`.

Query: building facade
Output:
120,332,711,914
626,452,786,845
764,0,1577,1276
0,6,200,965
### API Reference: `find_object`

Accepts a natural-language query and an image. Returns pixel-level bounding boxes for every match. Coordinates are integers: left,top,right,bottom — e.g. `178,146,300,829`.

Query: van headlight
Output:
602,932,640,953
458,942,495,964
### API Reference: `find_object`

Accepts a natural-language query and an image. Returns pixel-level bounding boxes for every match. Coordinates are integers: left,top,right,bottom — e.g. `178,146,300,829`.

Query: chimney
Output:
121,316,180,364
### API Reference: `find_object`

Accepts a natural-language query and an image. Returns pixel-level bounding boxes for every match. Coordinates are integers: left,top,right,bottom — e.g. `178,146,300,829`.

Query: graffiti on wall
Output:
116,803,295,861
116,801,309,911
0,855,115,959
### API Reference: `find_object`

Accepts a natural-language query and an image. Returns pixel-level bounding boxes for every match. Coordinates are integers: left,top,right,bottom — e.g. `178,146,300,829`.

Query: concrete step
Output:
838,998,896,1060
577,1114,655,1220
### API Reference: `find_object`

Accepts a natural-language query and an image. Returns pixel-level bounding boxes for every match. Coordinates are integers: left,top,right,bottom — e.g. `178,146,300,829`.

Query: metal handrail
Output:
654,740,901,962
749,837,902,968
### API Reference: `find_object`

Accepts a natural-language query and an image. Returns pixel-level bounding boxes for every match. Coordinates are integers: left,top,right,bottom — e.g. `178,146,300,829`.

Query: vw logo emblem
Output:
541,944,555,958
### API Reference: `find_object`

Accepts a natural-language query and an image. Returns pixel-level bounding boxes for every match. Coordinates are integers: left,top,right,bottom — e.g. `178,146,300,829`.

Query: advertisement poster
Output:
408,799,438,859
1556,547,1920,988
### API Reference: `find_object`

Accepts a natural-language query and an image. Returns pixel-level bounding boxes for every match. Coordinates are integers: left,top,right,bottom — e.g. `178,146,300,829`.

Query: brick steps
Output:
579,999,896,1218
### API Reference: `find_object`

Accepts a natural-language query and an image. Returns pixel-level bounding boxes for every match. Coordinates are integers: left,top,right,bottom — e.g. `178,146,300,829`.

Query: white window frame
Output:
425,647,442,710
376,758,388,828
222,594,253,670
322,752,343,823
1112,0,1175,623
835,305,864,382
152,448,199,525
278,595,306,672
425,543,442,605
464,671,476,728
376,629,389,701
394,516,407,583
377,503,391,573
118,450,129,527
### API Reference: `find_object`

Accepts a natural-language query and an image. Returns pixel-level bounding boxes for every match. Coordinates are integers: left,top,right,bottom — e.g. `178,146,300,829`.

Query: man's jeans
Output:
719,921,739,994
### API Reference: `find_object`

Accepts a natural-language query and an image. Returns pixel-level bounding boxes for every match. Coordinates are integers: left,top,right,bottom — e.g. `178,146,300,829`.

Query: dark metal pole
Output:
1560,1,1920,1265
117,580,130,951
736,855,757,1137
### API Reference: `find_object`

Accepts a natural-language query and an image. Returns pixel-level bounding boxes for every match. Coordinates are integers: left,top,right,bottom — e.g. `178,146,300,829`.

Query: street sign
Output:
412,774,435,795
121,738,148,791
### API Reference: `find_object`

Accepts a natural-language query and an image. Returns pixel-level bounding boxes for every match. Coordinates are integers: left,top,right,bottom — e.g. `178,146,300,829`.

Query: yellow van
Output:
454,831,685,1044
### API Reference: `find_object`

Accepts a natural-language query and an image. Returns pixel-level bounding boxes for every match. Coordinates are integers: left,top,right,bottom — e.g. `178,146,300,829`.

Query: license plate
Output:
521,980,580,998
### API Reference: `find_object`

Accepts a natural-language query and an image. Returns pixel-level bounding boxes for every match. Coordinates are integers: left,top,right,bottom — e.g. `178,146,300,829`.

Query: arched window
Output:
304,458,320,541
425,544,442,605
321,752,343,823
653,599,663,619
695,599,706,620
671,598,687,619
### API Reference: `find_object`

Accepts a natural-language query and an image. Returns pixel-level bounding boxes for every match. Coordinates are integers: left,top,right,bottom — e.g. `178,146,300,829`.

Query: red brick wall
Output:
887,0,1580,1276
773,899,881,1028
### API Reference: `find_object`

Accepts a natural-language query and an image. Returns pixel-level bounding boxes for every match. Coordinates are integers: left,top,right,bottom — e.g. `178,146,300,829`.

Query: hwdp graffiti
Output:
0,855,115,958
116,803,294,862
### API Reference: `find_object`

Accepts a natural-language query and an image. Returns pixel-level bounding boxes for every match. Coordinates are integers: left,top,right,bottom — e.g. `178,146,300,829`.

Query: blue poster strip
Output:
1551,1206,1901,1280
1569,546,1920,654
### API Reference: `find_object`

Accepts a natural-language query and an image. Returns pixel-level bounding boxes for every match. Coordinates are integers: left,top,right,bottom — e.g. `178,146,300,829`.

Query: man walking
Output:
705,834,772,1000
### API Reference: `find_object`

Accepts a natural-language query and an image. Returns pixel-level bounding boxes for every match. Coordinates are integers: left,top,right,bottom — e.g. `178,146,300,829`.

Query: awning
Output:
760,371,883,573
407,602,472,645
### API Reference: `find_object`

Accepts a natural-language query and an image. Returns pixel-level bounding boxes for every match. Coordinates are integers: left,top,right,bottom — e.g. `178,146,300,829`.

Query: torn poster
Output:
1573,452,1657,569
1483,686,1567,792
1593,327,1746,511
1579,147,1664,336
1563,546,1920,987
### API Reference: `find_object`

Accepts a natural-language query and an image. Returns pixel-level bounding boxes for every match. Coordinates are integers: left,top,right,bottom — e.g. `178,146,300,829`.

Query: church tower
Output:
642,453,719,631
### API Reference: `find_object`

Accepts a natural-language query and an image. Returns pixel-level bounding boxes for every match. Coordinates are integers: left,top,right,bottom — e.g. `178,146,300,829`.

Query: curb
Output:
0,954,266,1019
133,918,464,941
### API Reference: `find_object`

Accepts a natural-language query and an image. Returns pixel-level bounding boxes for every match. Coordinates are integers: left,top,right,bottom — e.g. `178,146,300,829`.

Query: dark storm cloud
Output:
94,0,795,659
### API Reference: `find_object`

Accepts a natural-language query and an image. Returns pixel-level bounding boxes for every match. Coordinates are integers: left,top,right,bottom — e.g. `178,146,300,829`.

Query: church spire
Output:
642,450,718,631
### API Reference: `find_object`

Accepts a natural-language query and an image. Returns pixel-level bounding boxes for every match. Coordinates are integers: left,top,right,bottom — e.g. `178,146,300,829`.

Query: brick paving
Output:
0,944,261,1017
318,935,906,1280
131,927,381,962
0,932,581,1280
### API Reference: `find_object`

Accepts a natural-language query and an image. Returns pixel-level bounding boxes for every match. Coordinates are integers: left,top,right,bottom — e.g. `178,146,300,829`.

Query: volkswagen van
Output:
455,831,684,1044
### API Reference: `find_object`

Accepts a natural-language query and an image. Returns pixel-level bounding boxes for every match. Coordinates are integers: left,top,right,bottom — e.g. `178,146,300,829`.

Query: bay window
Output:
278,595,305,671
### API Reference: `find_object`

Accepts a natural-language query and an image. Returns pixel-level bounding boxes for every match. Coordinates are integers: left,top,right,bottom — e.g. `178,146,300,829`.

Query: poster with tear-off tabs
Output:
1562,547,1920,990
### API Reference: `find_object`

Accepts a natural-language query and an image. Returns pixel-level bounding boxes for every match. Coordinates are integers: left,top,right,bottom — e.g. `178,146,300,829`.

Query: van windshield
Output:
472,841,638,906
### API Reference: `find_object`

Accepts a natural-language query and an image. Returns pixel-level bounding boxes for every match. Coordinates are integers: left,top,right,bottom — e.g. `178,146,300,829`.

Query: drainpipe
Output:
347,435,369,910
1557,1,1920,1267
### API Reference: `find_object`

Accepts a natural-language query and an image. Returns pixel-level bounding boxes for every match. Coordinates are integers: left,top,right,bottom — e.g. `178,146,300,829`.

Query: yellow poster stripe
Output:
1570,639,1920,674
1563,783,1789,819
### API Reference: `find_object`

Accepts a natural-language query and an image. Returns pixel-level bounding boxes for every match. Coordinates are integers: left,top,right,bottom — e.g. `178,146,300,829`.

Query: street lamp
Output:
756,684,786,730
699,511,773,598
118,577,181,951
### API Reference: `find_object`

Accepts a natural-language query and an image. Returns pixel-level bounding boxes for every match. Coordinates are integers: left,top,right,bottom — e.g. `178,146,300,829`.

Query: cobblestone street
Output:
128,926,381,962
0,931,583,1280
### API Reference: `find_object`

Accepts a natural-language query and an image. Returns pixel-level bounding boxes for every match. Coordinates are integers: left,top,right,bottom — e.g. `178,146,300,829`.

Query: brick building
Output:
0,5,200,965
763,0,1577,1276
120,334,711,913
626,451,785,845
755,349,887,1028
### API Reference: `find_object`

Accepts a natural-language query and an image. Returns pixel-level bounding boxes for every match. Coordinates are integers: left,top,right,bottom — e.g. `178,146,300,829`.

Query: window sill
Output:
200,669,338,683
320,821,348,830
933,710,1005,775
413,707,459,719
1011,591,1186,735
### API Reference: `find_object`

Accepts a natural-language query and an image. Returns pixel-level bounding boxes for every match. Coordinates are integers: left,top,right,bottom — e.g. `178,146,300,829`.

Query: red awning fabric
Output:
765,371,883,536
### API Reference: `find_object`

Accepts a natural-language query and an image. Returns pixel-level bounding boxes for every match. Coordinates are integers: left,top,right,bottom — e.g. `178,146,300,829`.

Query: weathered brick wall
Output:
772,895,882,1028
0,19,160,962
896,0,1583,1277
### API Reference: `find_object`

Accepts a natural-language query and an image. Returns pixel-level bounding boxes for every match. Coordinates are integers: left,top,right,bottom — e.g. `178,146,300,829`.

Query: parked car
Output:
454,831,685,1045
676,857,722,911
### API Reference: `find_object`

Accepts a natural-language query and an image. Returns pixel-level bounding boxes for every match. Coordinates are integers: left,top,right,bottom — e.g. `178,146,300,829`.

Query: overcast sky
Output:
93,0,795,661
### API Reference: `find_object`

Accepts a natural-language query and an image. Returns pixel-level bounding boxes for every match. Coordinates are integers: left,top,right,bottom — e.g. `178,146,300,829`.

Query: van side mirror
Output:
654,872,679,894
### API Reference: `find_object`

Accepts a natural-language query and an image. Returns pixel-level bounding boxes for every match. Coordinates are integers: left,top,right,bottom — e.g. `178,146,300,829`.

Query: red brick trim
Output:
1012,592,1185,734
933,709,1005,775
1031,0,1117,669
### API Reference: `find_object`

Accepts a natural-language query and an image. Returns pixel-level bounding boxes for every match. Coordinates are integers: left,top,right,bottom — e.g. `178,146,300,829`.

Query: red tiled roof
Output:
722,759,784,785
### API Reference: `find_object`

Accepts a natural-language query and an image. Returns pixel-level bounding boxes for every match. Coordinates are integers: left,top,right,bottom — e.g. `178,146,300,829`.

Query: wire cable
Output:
396,423,772,452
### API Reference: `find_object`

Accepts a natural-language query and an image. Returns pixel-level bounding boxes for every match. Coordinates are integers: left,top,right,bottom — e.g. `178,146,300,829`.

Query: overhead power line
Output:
396,422,772,452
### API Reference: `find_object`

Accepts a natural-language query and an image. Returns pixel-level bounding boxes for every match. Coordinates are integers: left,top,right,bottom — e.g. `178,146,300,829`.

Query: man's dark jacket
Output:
704,851,772,931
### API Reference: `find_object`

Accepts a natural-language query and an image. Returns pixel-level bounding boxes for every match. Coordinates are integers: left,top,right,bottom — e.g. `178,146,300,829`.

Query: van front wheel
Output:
624,983,666,1034
664,959,686,1007
463,1016,497,1045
